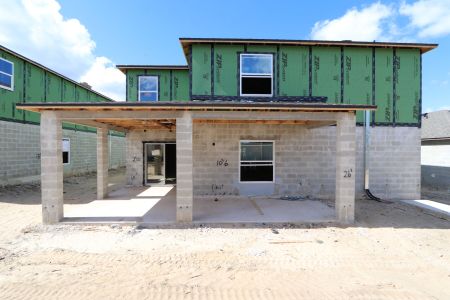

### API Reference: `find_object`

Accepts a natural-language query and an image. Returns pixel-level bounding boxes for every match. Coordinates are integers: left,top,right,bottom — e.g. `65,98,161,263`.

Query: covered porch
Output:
63,185,335,224
17,101,376,225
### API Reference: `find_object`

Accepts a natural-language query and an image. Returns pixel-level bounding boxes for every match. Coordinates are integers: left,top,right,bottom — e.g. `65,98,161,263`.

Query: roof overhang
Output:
17,102,376,131
17,101,376,113
116,65,189,74
179,37,438,60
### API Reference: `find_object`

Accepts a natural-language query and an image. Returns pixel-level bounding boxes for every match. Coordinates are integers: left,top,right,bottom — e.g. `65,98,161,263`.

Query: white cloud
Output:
400,0,450,38
0,0,125,101
80,57,125,101
310,0,450,42
311,2,394,41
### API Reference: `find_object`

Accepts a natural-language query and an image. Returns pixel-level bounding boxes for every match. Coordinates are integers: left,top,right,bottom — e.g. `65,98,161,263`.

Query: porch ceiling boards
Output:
88,119,336,130
93,119,176,130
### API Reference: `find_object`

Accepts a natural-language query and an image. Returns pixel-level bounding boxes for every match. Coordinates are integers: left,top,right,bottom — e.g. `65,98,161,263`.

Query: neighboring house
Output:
421,110,450,190
17,37,437,224
0,45,125,186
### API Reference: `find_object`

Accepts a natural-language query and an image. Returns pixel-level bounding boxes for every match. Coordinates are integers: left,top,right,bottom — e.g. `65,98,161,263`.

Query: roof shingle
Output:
422,110,450,140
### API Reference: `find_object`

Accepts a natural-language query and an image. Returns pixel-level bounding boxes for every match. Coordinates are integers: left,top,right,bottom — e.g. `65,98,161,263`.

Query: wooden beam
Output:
57,111,183,120
64,119,128,133
194,119,309,125
191,111,340,122
306,121,336,129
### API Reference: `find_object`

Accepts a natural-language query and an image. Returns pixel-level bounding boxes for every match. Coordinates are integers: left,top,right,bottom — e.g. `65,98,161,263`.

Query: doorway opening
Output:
144,142,176,185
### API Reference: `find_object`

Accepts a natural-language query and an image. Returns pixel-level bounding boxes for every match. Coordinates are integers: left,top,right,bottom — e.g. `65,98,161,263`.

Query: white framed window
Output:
0,57,14,91
240,53,273,97
138,76,158,101
239,140,274,182
62,138,70,165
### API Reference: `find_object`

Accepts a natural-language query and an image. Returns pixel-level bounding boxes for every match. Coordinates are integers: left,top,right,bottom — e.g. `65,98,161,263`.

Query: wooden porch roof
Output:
17,101,376,113
17,102,376,131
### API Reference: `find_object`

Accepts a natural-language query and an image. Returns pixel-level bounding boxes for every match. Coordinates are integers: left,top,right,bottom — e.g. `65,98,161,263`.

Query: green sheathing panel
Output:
61,82,76,130
246,45,277,53
172,69,189,101
246,45,278,96
278,46,309,96
77,87,88,103
395,49,420,125
0,49,110,134
374,48,394,124
343,48,373,123
24,63,45,123
62,81,76,102
126,69,173,101
126,69,139,102
191,44,212,96
91,93,101,102
160,70,171,101
214,45,243,96
0,50,24,121
312,47,341,103
46,72,62,103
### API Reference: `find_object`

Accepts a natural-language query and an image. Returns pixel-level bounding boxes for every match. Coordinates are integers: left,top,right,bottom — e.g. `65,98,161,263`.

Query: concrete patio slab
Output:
64,186,335,225
401,199,450,218
194,197,335,223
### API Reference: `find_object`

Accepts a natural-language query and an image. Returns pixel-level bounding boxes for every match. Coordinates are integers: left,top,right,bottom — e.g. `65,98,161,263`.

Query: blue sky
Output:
1,0,449,111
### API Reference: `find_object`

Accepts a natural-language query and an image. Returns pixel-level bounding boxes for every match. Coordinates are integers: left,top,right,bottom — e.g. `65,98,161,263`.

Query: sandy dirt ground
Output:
0,169,450,299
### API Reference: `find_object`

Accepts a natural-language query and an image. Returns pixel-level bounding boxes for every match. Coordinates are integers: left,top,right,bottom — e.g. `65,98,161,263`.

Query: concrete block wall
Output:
109,135,126,169
193,124,420,200
0,120,126,185
192,123,337,199
126,123,421,201
356,127,421,200
0,120,41,180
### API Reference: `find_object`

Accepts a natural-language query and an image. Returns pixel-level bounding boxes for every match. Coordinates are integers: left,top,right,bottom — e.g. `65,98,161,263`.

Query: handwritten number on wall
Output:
344,169,353,178
216,159,228,167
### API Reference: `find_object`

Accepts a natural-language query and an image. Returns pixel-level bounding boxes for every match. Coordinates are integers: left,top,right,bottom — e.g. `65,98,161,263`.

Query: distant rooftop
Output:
422,110,450,141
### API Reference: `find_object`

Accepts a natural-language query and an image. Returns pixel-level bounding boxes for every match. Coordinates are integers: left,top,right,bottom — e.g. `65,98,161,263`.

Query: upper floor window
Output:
139,76,158,101
240,54,273,97
0,57,14,91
